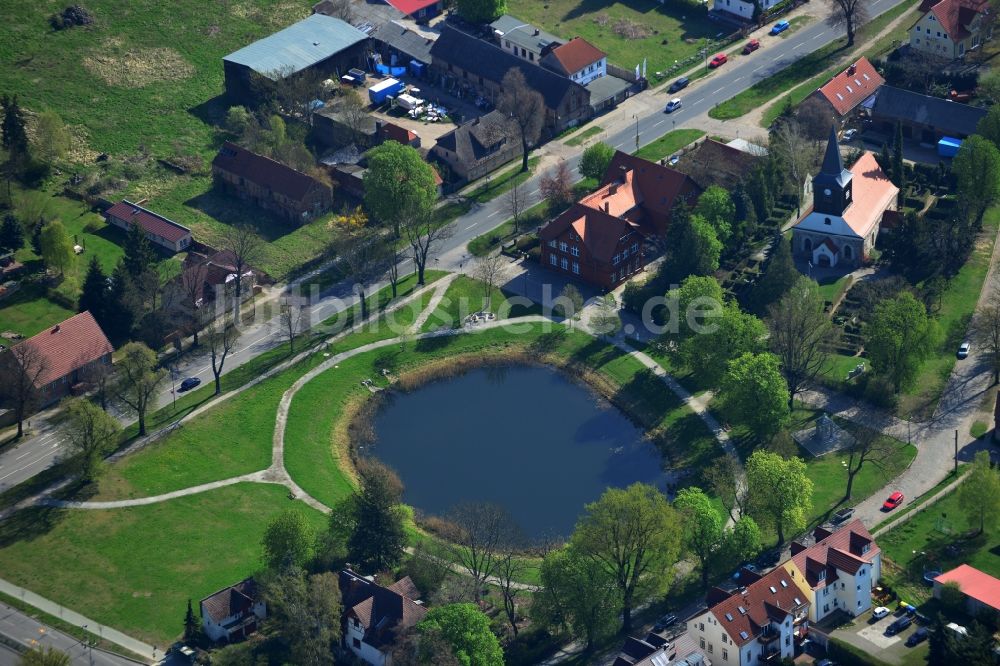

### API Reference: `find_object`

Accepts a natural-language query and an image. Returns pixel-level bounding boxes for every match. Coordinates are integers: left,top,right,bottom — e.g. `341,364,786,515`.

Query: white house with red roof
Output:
540,37,608,85
792,128,898,269
200,578,266,643
14,311,113,407
910,0,991,60
339,569,427,666
105,200,192,253
808,58,885,121
933,564,1000,617
788,519,882,623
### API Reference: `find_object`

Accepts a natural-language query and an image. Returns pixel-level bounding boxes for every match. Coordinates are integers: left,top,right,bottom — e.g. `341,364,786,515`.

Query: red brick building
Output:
538,151,699,289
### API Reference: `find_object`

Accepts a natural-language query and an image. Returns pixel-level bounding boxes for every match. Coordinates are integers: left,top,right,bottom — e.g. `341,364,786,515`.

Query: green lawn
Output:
0,483,327,646
817,275,851,305
464,157,540,206
418,275,540,331
633,129,705,163
507,0,721,82
710,0,919,121
565,126,604,147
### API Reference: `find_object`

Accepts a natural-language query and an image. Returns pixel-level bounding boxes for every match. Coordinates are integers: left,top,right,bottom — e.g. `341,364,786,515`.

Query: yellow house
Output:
909,0,991,60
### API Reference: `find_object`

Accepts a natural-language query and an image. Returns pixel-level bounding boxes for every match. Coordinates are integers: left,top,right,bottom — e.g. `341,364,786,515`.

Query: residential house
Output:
909,0,991,60
104,200,192,253
490,15,563,63
200,578,266,643
687,566,810,666
807,58,885,121
212,141,333,223
788,519,882,623
339,569,428,665
540,37,608,85
9,311,113,407
384,0,442,22
791,128,898,268
172,248,266,314
711,0,784,22
431,110,522,182
429,26,592,136
223,14,368,103
870,84,987,142
370,21,435,71
538,151,699,289
673,137,765,191
612,633,710,666
933,565,1000,618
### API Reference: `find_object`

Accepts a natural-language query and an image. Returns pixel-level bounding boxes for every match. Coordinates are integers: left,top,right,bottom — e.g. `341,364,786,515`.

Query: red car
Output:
742,39,760,55
883,491,904,511
709,53,728,68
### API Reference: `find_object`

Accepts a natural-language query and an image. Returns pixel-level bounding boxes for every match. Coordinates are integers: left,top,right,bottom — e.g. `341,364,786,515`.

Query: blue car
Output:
770,20,790,35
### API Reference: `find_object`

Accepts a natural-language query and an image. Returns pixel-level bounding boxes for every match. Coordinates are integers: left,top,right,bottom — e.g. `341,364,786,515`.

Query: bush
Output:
863,375,899,409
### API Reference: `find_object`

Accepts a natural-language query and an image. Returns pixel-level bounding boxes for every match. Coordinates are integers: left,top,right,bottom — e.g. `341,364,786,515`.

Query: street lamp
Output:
633,114,639,151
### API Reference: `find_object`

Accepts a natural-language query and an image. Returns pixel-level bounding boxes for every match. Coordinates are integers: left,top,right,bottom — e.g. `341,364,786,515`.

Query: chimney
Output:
847,64,856,75
53,325,60,333
609,184,618,194
534,28,540,36
604,202,610,213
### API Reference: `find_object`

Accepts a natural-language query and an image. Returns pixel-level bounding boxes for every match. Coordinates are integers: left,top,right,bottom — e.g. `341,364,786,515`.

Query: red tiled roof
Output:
386,0,438,15
212,141,326,203
339,571,427,649
18,312,113,389
543,37,606,76
200,578,258,624
105,200,191,243
926,0,989,40
380,122,418,145
935,564,1000,610
710,567,806,647
842,153,898,238
791,519,880,588
603,151,701,227
816,57,885,116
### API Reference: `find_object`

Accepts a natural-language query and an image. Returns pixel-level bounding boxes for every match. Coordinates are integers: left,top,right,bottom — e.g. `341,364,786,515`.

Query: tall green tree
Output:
674,487,724,589
39,219,74,276
958,450,1000,536
680,303,767,387
105,260,138,343
111,342,166,436
768,276,833,407
751,236,798,313
1,94,29,157
183,598,199,642
0,213,23,253
262,509,315,571
264,568,342,666
865,291,938,392
536,546,620,651
78,256,108,322
666,210,722,281
62,397,122,481
723,516,763,568
977,104,1000,149
417,604,504,666
122,220,156,279
348,460,406,571
665,274,724,341
745,450,813,545
953,134,1000,227
364,141,437,237
721,352,790,440
571,483,681,632
579,142,615,181
454,0,507,22
694,185,735,247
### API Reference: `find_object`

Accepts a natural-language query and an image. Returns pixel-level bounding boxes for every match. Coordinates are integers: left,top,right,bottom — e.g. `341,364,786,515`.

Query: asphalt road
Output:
0,603,136,666
0,0,913,493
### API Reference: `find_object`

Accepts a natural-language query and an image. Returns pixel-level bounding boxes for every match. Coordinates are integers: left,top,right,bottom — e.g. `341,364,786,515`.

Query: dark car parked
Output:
831,507,855,524
668,77,689,93
179,377,201,392
906,627,929,646
653,613,678,632
886,616,912,636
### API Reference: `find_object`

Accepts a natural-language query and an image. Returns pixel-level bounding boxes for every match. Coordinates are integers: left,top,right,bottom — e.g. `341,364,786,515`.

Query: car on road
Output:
179,377,201,392
886,616,912,636
842,129,858,141
709,53,728,68
653,613,678,632
668,76,690,93
831,506,855,524
742,38,760,54
770,20,790,35
883,491,904,511
906,627,930,647
958,341,971,358
665,98,683,113
815,660,835,666
872,606,891,620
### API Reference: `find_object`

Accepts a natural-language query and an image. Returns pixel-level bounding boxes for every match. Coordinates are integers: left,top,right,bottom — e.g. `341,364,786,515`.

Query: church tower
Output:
812,126,853,216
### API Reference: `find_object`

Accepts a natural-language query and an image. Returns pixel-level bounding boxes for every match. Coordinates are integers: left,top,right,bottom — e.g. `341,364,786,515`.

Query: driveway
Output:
830,607,928,665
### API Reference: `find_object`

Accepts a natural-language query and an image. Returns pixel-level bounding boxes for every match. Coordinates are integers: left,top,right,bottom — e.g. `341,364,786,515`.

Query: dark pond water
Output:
367,365,663,539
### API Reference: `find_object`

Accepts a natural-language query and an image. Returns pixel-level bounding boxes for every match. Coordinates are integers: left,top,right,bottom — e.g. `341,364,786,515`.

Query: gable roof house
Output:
673,137,765,191
490,15,564,62
429,26,592,137
200,578,266,644
212,141,333,223
792,128,898,269
8,311,114,407
688,566,810,666
538,151,699,289
870,84,988,143
431,110,522,182
909,0,991,60
370,20,436,68
540,37,608,86
104,200,192,253
339,569,428,665
933,564,1000,618
384,0,442,22
223,14,368,103
788,519,882,623
807,57,885,120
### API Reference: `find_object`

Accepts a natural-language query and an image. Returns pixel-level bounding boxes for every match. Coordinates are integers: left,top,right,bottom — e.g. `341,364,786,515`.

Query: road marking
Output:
753,65,766,72
653,120,665,127
733,76,743,82
487,210,500,218
792,42,804,50
614,143,625,149
712,87,725,95
530,188,540,195
816,30,827,37
464,223,477,230
694,97,704,105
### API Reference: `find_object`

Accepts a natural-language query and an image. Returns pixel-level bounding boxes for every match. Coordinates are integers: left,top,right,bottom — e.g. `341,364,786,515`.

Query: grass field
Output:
0,483,327,646
565,126,605,147
507,0,722,81
634,129,705,163
418,275,541,331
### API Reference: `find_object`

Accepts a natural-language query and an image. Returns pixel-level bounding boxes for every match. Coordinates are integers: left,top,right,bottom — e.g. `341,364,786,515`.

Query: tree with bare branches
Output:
704,455,746,523
497,68,544,172
63,397,122,482
112,342,166,437
505,178,526,234
494,528,528,637
221,224,263,316
770,120,816,216
768,276,834,408
0,342,46,439
280,298,308,353
205,316,241,396
447,502,518,603
827,0,869,46
540,161,574,208
843,427,903,500
339,88,370,141
472,253,510,311
179,259,208,346
401,203,454,285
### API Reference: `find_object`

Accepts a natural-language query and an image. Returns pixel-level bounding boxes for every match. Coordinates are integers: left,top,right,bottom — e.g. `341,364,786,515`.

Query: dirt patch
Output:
229,0,309,27
83,38,194,88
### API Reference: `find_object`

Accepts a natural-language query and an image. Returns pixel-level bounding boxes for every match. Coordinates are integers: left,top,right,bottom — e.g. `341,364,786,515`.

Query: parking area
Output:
828,607,929,665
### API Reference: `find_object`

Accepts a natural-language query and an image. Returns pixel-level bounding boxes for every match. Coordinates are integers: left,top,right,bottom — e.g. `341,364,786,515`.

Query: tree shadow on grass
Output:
529,329,568,356
414,334,453,354
183,187,296,244
187,95,231,148
570,338,621,369
0,505,63,547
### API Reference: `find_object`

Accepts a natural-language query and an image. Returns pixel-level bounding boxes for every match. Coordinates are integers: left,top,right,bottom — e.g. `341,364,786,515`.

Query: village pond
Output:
367,364,663,539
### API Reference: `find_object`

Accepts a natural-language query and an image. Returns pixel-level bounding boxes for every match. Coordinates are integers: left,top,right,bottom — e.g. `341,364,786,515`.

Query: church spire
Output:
812,125,853,216
821,125,844,175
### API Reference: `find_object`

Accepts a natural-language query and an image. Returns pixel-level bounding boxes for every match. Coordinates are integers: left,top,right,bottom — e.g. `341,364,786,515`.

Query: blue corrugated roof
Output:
223,14,367,78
